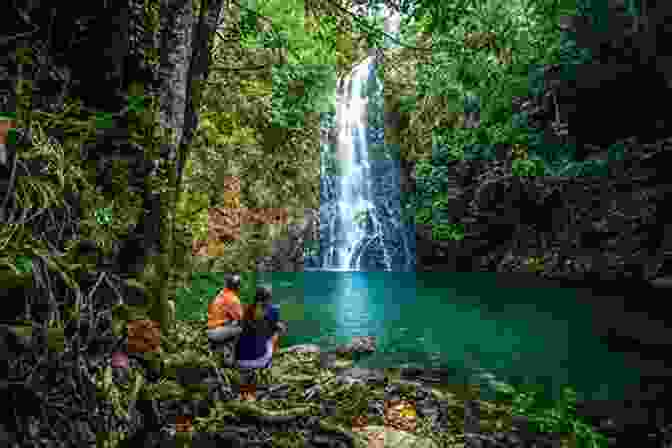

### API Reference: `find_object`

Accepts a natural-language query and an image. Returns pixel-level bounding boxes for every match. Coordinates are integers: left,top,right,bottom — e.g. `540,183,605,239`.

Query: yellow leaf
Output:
207,240,227,257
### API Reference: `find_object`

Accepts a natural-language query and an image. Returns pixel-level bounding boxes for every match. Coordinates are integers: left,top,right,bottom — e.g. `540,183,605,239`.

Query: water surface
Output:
260,271,672,407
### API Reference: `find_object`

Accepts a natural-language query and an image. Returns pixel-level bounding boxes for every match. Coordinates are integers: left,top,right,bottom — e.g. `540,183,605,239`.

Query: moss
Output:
271,431,307,448
140,0,161,69
0,268,33,290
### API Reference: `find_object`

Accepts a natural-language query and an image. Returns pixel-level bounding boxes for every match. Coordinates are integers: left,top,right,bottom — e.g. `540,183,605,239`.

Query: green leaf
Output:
415,207,433,225
94,207,114,226
431,222,465,241
95,113,115,129
13,255,33,274
127,95,146,114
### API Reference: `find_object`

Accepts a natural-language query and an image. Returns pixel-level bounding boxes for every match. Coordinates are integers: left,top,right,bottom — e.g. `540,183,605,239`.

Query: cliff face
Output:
416,142,672,279
256,208,319,272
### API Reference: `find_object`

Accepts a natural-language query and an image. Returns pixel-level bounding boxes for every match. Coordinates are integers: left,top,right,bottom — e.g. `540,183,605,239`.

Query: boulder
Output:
332,366,387,387
335,335,377,355
280,344,321,354
352,425,439,448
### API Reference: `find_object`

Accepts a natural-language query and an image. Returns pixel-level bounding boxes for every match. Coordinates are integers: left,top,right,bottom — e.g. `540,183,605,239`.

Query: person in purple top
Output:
236,285,286,400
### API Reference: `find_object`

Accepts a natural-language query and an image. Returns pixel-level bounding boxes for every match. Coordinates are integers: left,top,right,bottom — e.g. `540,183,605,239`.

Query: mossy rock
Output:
162,350,215,380
271,431,307,448
332,357,354,371
145,379,188,401
354,425,439,448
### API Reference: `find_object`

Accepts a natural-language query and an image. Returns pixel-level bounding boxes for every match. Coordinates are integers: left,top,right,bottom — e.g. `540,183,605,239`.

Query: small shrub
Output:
512,157,545,177
510,385,609,448
432,222,464,241
415,207,433,225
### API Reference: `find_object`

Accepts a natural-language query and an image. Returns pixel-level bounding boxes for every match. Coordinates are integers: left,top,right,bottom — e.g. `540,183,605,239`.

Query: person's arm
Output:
241,303,257,322
230,301,244,321
271,333,280,354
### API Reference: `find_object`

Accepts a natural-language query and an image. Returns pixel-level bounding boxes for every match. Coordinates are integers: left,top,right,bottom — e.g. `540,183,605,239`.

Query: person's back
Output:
207,274,244,368
236,285,280,367
236,285,284,400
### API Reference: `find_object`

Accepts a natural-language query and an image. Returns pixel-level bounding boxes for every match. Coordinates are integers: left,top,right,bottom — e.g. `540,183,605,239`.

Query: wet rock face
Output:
415,3,672,280
368,158,415,271
256,208,319,272
417,144,672,280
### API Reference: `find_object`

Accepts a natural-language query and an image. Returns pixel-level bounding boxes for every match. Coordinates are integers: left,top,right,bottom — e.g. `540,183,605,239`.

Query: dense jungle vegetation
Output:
183,0,634,249
2,1,658,446
1,0,647,338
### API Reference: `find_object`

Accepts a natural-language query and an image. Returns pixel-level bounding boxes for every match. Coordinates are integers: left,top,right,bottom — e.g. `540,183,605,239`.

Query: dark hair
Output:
226,274,241,291
241,316,276,340
255,284,272,303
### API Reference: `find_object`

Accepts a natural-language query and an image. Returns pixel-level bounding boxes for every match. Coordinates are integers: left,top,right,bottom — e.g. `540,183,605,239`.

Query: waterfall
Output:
308,4,415,272
325,58,382,270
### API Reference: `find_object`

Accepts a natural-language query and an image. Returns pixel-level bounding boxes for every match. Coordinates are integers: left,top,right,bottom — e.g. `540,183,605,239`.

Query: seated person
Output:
236,285,286,400
207,274,244,367
207,274,243,329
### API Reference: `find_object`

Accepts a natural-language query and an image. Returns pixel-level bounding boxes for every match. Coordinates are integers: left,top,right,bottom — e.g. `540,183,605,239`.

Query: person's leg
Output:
238,367,257,401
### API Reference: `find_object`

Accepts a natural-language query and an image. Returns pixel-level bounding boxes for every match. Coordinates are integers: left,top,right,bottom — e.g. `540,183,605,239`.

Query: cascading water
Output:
324,58,387,270
311,4,415,272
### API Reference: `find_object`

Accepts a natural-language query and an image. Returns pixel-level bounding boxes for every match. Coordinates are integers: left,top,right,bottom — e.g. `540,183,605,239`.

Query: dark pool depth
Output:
257,271,672,408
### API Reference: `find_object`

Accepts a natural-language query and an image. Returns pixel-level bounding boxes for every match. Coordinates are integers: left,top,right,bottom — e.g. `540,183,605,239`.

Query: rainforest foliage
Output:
181,0,641,252
374,0,642,231
3,0,640,282
179,0,391,272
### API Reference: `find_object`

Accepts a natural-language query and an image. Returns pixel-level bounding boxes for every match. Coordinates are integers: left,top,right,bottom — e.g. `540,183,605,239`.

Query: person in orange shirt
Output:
207,274,245,369
207,274,243,329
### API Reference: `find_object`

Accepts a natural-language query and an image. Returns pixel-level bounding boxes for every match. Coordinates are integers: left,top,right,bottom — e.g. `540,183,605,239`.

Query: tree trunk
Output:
148,0,226,337
146,0,194,336
172,0,227,282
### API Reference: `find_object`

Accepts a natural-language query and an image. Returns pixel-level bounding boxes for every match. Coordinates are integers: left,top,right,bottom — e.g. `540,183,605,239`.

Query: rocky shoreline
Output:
185,342,671,448
111,335,594,448
5,316,668,448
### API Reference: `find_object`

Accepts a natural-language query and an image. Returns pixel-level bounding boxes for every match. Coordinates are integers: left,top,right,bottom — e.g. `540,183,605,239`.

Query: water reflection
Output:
270,272,671,406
